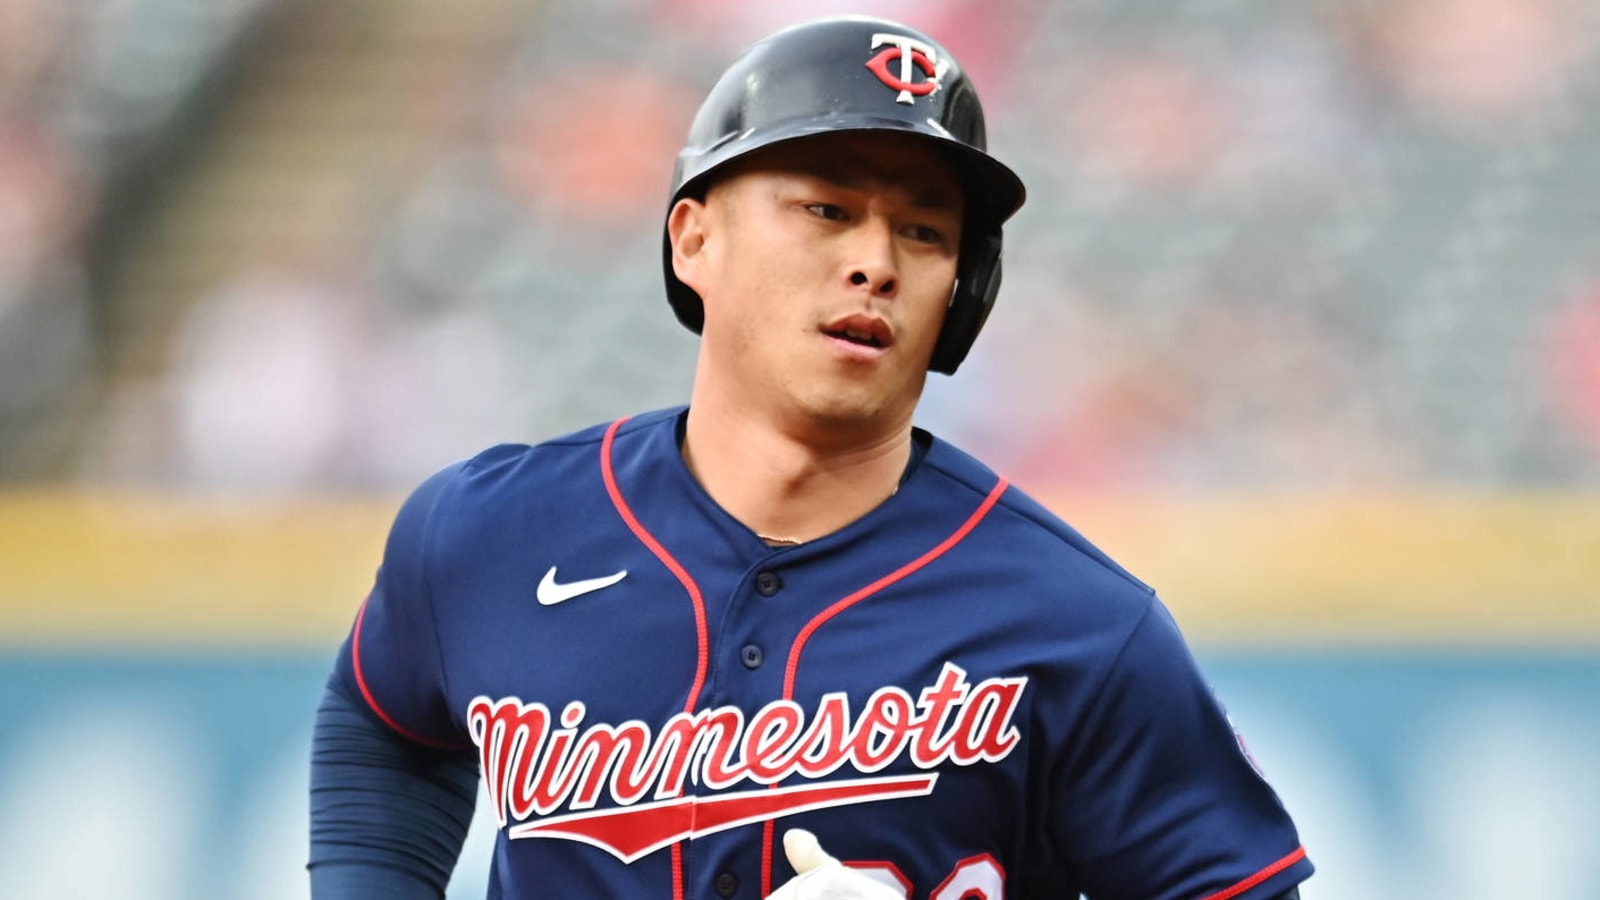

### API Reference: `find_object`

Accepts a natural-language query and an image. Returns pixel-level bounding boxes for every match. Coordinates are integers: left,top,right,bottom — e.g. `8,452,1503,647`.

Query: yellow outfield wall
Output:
0,487,1597,647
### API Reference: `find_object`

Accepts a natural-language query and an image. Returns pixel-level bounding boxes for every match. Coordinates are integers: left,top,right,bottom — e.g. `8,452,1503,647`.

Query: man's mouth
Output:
825,326,886,348
821,315,893,350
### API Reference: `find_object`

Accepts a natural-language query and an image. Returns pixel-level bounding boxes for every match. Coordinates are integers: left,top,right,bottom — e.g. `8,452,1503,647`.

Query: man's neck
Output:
680,402,913,546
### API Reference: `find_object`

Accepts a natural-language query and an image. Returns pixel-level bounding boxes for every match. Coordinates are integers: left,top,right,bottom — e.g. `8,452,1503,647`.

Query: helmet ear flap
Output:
929,229,1003,375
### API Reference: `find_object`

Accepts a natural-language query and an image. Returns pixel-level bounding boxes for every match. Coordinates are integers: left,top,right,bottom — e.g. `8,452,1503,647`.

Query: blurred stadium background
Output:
0,0,1597,897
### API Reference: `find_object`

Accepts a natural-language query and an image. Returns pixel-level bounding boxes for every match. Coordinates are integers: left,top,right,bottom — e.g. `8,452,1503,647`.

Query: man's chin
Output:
788,383,918,436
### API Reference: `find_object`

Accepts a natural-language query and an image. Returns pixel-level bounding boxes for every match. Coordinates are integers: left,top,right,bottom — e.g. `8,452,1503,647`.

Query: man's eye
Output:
907,225,944,243
805,203,848,221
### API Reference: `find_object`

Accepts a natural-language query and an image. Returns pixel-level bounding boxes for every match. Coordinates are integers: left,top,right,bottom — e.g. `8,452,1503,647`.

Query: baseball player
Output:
309,16,1312,900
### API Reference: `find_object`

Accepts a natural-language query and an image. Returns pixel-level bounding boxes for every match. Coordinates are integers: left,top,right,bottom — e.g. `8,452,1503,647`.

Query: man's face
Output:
671,131,966,436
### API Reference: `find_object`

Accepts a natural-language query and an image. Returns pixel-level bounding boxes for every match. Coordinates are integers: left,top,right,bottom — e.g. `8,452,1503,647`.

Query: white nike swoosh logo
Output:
537,566,628,606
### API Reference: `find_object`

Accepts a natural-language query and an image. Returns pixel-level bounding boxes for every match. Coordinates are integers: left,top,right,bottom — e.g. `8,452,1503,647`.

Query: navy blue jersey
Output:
334,407,1311,899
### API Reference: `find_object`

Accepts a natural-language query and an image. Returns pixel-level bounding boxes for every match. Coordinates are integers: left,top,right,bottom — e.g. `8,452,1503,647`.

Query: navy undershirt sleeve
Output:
308,677,479,899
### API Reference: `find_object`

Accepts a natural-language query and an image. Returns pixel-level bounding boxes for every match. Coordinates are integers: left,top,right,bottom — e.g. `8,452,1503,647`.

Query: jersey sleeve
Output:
332,461,471,748
1056,599,1313,900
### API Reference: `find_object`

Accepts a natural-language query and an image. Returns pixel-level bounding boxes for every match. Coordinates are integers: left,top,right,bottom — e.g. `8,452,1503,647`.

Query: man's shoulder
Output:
411,408,683,514
451,407,682,477
920,433,1156,599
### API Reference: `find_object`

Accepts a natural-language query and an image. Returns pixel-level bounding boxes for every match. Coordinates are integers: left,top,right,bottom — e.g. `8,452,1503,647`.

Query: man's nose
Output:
844,219,898,298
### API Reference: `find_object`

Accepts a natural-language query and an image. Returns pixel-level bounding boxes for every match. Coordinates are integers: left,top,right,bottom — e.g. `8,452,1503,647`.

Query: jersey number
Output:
850,854,1006,900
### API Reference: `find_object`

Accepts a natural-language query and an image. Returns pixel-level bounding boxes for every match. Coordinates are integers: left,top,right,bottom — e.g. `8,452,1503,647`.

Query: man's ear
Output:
667,196,712,294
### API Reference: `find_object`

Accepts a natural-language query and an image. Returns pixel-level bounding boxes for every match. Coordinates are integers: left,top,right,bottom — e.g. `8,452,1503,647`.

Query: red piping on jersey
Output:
780,476,1009,704
762,819,777,897
599,418,711,711
1200,846,1308,900
600,417,710,900
762,476,1010,894
350,595,458,749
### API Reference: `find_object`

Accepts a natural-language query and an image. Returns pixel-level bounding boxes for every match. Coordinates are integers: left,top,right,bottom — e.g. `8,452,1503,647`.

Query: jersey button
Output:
714,871,739,897
740,644,764,669
755,571,782,596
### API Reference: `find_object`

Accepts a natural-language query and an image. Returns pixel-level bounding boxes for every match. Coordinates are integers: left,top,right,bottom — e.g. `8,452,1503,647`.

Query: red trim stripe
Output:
601,417,711,714
1200,846,1308,900
761,818,776,897
780,476,1009,702
763,476,1010,894
671,843,684,900
599,417,709,900
349,596,457,749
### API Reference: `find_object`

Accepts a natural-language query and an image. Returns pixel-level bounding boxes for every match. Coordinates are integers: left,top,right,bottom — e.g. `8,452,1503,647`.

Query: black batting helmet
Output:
662,16,1026,374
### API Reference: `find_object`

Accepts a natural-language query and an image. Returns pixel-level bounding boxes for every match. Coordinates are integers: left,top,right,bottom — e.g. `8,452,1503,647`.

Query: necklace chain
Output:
755,484,900,548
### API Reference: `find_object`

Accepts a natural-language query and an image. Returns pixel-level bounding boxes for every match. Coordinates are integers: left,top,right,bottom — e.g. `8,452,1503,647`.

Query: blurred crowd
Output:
0,0,278,475
2,0,1599,493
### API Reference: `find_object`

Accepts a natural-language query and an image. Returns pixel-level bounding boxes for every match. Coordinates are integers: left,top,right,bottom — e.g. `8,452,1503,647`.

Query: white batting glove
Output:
764,829,904,900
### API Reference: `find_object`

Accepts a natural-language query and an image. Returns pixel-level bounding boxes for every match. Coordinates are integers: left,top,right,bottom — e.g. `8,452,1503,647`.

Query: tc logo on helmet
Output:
865,33,950,105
